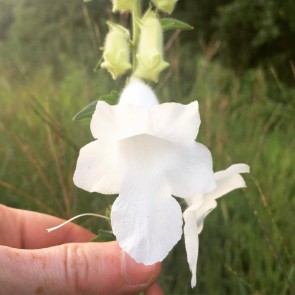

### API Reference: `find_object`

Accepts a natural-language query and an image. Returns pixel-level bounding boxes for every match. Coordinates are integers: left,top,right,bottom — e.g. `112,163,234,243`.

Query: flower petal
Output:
111,182,182,264
167,142,216,198
91,80,201,144
111,134,183,264
183,210,199,288
73,140,121,194
194,164,250,234
151,100,200,143
119,78,159,108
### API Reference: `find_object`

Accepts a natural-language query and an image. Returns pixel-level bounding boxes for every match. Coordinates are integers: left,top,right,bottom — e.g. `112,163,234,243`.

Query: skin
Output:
0,205,164,295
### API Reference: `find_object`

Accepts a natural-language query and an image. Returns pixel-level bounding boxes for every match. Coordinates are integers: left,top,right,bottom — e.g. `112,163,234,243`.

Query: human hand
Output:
0,205,163,295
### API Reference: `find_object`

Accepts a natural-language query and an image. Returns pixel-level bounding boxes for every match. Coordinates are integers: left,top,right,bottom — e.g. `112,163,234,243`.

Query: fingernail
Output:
122,252,157,285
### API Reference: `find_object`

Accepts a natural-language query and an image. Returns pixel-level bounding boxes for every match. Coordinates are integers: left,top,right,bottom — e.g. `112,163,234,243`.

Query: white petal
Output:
91,98,201,144
90,101,118,140
208,163,250,201
73,140,121,194
111,134,183,264
111,181,182,265
167,142,216,198
119,77,159,107
194,163,250,234
151,100,200,143
183,209,199,288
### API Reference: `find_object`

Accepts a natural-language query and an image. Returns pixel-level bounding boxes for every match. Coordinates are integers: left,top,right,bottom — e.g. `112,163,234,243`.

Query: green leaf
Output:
72,91,119,121
93,56,103,72
160,18,193,31
91,229,116,242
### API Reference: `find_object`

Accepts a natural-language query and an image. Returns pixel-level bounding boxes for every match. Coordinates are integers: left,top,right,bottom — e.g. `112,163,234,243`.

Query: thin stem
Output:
131,0,141,71
46,213,110,232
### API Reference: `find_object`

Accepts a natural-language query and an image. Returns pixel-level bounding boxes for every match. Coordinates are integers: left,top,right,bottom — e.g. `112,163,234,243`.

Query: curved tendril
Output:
46,213,110,232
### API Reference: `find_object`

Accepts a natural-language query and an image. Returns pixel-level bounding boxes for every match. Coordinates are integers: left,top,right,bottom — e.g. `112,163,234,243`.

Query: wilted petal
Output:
183,164,249,287
168,142,216,198
151,101,200,143
73,140,121,194
111,180,182,264
183,210,199,288
195,163,250,234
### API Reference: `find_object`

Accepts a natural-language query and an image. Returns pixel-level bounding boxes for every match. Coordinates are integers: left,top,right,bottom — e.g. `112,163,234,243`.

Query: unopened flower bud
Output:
134,11,169,82
112,0,135,12
101,22,132,79
151,0,178,14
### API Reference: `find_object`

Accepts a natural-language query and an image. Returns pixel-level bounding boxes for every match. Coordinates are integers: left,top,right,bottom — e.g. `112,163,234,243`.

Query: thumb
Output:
0,241,162,295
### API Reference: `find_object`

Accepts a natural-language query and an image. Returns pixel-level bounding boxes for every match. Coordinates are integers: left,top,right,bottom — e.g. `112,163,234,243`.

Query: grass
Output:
0,50,294,294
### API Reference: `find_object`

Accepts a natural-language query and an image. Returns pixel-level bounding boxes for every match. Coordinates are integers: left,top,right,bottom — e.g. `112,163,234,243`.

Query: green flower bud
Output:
134,11,169,82
101,22,132,79
112,0,135,12
151,0,178,14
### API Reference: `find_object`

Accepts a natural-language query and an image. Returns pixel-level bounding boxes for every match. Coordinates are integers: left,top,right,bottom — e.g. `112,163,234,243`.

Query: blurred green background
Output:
0,0,294,294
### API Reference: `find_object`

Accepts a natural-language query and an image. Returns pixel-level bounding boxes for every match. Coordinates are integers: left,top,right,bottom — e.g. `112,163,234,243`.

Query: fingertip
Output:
122,251,161,286
145,282,165,295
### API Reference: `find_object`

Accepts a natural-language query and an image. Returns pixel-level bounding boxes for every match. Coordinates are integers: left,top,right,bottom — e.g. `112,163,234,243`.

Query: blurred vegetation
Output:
0,0,294,294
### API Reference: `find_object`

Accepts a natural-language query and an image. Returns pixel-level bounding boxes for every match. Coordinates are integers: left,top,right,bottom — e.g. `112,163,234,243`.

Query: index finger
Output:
0,205,95,249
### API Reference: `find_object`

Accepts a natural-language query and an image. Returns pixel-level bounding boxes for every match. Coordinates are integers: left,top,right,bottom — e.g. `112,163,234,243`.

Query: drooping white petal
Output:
167,142,216,198
183,164,249,287
151,101,200,143
73,140,121,194
111,134,183,264
183,210,199,288
193,164,249,234
111,183,182,264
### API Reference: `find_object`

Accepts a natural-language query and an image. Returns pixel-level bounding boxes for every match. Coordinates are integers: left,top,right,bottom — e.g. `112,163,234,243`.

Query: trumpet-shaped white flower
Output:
74,78,216,265
183,164,250,288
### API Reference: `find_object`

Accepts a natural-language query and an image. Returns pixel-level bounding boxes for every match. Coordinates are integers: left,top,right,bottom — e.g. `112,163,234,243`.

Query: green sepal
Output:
160,18,193,31
72,91,119,121
91,229,116,242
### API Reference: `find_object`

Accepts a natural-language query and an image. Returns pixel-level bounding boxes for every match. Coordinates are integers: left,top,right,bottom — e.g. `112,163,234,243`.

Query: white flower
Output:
183,164,250,288
73,78,216,265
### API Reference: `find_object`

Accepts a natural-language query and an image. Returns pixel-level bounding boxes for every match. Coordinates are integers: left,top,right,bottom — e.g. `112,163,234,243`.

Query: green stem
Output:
132,0,141,72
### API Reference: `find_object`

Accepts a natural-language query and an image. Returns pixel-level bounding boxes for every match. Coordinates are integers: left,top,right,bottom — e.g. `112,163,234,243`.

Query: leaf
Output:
160,18,193,31
91,229,116,242
73,91,119,121
93,56,103,72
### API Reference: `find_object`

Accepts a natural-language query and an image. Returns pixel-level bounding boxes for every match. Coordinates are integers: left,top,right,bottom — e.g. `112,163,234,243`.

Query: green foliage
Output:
160,18,193,31
91,229,116,242
175,0,295,84
72,91,119,121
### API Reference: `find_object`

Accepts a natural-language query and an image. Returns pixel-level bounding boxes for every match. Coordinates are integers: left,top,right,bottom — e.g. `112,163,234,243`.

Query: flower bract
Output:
134,11,169,82
101,22,132,79
112,0,135,12
73,78,216,265
151,0,178,14
183,164,250,287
